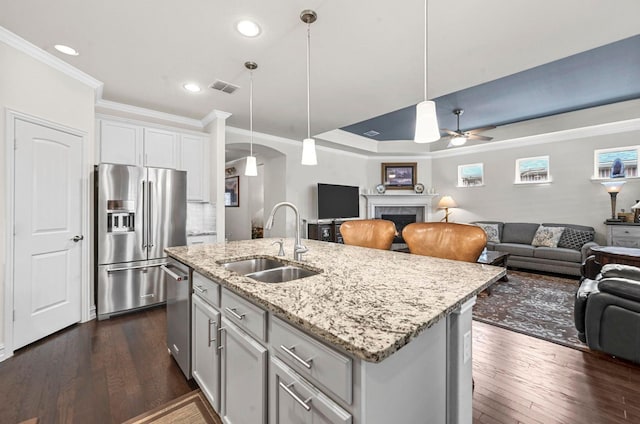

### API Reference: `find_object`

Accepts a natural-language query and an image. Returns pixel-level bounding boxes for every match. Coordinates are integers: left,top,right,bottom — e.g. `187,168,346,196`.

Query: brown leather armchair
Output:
340,219,397,250
402,222,487,262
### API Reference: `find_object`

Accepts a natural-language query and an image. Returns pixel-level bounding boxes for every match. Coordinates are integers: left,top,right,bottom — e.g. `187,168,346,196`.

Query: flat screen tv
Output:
317,183,360,220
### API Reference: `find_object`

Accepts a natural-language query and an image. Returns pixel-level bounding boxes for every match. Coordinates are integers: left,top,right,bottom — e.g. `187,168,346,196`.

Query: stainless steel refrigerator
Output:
95,164,187,320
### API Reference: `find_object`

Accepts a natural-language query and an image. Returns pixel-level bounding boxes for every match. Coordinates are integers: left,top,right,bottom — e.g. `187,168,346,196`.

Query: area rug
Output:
473,270,588,351
123,390,221,424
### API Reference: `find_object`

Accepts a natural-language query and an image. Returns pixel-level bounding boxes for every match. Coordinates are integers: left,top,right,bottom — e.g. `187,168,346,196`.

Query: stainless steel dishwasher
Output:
162,257,191,378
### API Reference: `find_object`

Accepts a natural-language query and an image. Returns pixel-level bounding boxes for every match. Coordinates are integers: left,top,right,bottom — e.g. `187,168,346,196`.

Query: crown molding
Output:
95,98,204,128
227,125,370,159
0,25,103,91
202,109,232,127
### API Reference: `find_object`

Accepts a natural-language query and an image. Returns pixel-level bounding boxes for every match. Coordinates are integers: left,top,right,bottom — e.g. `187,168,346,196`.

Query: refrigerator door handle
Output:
107,262,168,273
141,180,147,249
148,180,154,248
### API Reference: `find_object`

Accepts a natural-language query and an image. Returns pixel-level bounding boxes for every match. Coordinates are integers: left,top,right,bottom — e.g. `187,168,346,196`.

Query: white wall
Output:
224,158,253,241
430,100,640,244
0,41,96,350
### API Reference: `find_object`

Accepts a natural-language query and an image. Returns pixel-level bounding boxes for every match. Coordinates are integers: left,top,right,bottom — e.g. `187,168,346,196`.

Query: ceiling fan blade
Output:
464,125,496,135
467,134,493,141
441,129,459,137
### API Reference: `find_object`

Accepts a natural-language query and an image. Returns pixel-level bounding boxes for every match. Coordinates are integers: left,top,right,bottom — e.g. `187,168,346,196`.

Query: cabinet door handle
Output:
217,327,225,350
194,285,207,294
208,319,216,347
280,345,313,369
279,382,311,412
225,307,245,320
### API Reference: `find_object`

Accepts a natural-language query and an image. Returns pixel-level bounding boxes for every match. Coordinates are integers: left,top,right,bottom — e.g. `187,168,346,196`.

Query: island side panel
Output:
359,319,447,424
447,297,476,424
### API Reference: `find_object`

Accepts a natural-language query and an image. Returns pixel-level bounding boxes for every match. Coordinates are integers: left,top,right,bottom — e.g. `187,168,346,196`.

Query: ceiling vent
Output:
363,130,380,137
210,80,240,94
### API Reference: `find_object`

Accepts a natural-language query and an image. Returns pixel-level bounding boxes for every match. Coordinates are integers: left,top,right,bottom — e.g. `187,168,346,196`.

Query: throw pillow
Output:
557,227,594,250
476,223,500,243
531,225,565,248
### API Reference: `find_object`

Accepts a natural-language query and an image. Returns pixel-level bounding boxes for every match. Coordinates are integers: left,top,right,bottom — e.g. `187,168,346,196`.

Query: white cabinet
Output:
270,356,352,424
98,120,142,165
97,119,205,173
180,134,209,201
607,224,640,247
221,317,267,424
143,127,179,168
192,295,221,412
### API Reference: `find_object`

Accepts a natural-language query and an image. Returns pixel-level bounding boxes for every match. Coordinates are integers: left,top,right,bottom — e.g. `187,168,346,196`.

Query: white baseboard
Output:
0,343,5,362
89,304,96,321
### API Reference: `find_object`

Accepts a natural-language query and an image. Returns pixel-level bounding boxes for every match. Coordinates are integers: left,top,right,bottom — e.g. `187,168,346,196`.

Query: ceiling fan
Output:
441,109,496,147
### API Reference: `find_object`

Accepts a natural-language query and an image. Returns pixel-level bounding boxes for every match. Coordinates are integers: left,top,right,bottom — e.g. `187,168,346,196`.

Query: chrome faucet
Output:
265,202,308,261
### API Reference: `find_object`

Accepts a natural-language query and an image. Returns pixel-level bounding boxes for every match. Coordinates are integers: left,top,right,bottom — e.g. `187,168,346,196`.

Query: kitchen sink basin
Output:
220,257,320,283
221,257,287,275
245,266,319,283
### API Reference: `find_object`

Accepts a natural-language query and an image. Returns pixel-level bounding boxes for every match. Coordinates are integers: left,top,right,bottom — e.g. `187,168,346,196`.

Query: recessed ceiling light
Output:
236,20,261,37
183,83,201,93
54,44,79,56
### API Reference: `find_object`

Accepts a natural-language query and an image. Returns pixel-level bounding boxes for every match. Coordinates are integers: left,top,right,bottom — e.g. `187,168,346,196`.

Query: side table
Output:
477,250,510,282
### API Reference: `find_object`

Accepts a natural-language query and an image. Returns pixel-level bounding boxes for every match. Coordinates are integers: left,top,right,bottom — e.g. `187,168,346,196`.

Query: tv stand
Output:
308,220,345,243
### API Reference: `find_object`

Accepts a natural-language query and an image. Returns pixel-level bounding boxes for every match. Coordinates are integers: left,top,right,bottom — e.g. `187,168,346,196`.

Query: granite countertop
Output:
166,238,505,363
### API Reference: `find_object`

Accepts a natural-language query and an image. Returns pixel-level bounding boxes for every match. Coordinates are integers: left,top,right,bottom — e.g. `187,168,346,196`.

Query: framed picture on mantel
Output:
381,162,417,190
225,176,239,207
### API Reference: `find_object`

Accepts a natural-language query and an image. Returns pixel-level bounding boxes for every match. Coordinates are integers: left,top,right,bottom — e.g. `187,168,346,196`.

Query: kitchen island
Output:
166,238,505,424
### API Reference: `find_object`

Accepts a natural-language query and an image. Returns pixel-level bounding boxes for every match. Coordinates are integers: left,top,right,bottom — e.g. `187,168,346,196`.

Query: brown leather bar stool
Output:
402,222,487,262
340,219,397,250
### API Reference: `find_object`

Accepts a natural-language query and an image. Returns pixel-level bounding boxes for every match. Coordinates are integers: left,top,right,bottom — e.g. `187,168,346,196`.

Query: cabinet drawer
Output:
192,271,220,308
611,226,640,238
187,234,217,245
270,356,352,424
221,288,266,342
271,316,352,404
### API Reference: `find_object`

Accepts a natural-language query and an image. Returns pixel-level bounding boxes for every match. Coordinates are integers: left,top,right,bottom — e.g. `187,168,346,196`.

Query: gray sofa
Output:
475,221,598,276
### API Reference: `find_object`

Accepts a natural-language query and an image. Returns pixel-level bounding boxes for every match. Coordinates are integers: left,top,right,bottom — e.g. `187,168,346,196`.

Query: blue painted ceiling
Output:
341,34,640,141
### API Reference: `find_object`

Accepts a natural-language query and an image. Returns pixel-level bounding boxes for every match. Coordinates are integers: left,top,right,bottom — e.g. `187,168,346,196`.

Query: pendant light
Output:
300,10,318,165
244,61,258,176
414,0,441,143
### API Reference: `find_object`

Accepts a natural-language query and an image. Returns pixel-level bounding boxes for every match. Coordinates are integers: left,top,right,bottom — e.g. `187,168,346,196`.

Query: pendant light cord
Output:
306,23,311,140
424,0,428,102
249,69,254,156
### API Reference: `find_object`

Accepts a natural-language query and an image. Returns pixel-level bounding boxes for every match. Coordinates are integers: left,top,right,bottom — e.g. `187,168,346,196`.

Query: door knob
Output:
72,235,84,242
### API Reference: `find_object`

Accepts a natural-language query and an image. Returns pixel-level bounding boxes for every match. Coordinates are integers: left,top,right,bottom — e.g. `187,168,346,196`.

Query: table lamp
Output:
438,195,458,223
601,181,626,222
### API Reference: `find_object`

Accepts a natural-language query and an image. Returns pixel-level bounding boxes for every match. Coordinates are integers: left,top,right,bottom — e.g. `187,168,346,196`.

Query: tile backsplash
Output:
187,202,216,234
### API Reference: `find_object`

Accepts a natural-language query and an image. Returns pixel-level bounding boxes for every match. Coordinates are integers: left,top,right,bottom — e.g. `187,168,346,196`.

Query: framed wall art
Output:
381,162,417,190
225,176,239,207
515,156,551,184
457,163,484,187
593,146,638,179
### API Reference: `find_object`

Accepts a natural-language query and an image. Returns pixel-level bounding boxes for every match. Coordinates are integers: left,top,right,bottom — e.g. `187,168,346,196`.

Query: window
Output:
515,156,551,184
457,163,484,187
593,146,638,179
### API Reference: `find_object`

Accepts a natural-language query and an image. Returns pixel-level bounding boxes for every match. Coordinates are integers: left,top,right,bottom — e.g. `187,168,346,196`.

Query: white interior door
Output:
13,119,83,350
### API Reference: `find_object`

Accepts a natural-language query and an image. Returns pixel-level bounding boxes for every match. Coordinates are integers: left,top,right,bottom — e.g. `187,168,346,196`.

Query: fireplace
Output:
381,214,416,243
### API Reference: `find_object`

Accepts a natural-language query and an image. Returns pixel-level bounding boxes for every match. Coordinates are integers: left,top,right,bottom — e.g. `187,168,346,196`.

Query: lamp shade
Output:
601,181,626,193
437,195,458,209
301,138,317,165
414,100,441,143
244,156,258,176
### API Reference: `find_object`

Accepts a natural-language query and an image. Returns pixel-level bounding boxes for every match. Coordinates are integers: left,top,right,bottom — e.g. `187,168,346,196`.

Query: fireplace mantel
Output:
362,193,439,222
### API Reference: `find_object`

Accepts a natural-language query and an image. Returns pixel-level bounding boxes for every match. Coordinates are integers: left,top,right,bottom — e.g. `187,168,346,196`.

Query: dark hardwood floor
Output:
0,307,196,424
2,307,640,423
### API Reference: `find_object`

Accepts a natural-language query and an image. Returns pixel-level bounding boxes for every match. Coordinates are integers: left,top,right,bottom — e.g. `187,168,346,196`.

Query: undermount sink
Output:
221,257,287,275
245,266,319,284
220,257,320,283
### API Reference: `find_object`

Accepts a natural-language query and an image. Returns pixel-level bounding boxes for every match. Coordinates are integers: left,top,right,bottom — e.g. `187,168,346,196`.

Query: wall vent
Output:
363,130,380,137
210,80,240,94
